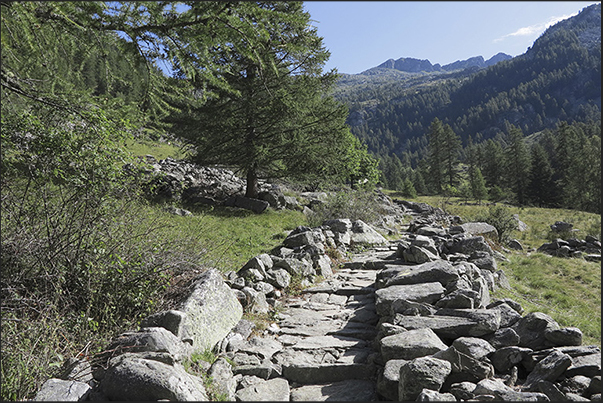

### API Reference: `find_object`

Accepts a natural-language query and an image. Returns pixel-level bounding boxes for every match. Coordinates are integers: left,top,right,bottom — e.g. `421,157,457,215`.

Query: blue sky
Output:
303,1,601,74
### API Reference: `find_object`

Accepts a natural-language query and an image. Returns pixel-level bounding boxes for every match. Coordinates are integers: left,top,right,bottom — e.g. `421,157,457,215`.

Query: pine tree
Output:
503,125,532,205
470,166,488,204
527,143,556,207
442,123,462,187
167,2,370,197
426,118,445,193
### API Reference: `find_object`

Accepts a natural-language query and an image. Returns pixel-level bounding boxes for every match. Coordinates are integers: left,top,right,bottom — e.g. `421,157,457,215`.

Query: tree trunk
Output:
245,164,259,199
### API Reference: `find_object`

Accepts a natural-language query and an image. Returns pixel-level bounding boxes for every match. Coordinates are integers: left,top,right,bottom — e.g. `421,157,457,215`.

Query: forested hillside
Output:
337,3,601,159
334,3,601,213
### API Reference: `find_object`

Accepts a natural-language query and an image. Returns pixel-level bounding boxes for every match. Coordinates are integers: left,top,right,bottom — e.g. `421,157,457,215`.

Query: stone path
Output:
230,246,397,401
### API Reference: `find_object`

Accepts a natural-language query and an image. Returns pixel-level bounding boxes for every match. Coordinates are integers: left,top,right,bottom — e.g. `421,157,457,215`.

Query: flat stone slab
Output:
393,310,500,339
235,377,290,401
275,348,376,384
380,328,448,361
375,282,445,316
289,335,367,350
290,379,377,401
376,260,460,288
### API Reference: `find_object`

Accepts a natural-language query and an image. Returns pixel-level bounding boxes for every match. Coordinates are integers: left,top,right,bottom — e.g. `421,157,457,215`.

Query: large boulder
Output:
460,222,499,240
375,282,445,316
100,353,208,401
380,328,448,361
224,195,270,213
398,357,452,401
176,269,243,353
350,220,388,246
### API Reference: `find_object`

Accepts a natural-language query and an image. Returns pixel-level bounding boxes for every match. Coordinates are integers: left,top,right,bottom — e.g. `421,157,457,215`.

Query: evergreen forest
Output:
336,3,601,213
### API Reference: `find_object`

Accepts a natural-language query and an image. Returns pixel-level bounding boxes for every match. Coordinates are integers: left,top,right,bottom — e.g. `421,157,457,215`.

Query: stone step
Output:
290,379,378,401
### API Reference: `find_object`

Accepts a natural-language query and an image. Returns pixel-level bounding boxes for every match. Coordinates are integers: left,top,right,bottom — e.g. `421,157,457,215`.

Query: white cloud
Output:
494,13,578,42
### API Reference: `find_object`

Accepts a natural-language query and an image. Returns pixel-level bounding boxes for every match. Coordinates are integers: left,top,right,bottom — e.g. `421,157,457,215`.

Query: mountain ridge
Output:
367,52,512,74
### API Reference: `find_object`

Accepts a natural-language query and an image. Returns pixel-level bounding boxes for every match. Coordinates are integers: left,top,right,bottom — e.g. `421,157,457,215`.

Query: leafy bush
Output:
0,109,208,400
306,189,384,227
476,205,518,244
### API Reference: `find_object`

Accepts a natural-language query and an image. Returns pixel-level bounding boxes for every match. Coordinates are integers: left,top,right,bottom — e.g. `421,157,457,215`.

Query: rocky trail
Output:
231,248,393,401
33,190,601,401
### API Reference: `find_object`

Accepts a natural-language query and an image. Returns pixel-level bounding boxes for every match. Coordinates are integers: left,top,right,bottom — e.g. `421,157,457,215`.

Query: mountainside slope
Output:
336,3,601,158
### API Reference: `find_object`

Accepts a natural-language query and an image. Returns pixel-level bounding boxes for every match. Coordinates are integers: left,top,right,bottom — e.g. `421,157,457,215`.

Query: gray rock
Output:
276,347,375,384
224,195,269,213
523,350,573,391
284,230,318,248
323,218,352,233
461,222,499,239
433,345,494,383
436,289,480,309
560,375,592,396
57,358,93,383
452,337,496,360
272,256,314,277
484,327,521,348
177,269,243,353
265,268,292,289
474,378,549,401
234,377,290,401
313,254,333,278
375,282,445,316
290,379,377,401
403,244,441,263
587,375,601,397
487,302,522,328
394,310,500,339
377,260,459,288
416,389,458,401
487,298,524,314
350,220,388,246
233,359,282,380
469,251,498,272
545,327,583,347
398,357,452,401
390,299,437,316
491,346,533,373
551,221,573,232
377,359,408,401
448,236,495,256
236,337,283,361
241,287,270,314
253,281,275,296
100,354,208,401
141,310,188,338
508,239,525,250
565,352,602,377
106,327,192,361
208,357,237,401
512,312,561,350
380,328,448,361
537,380,567,402
449,381,477,401
34,379,91,401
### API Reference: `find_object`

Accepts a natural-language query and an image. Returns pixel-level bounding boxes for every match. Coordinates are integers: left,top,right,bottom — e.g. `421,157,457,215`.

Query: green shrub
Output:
306,189,384,227
476,205,518,244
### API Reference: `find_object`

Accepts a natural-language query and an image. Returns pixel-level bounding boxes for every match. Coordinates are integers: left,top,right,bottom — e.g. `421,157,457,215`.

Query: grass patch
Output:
385,191,601,348
494,253,601,347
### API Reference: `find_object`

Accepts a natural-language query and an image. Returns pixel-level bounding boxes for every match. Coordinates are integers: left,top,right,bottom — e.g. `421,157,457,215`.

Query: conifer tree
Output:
167,2,370,197
527,143,556,207
442,123,462,187
504,125,532,205
427,118,445,193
